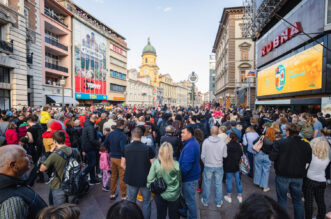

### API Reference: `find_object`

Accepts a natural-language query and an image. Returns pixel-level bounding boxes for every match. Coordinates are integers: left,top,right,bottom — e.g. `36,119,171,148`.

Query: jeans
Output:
127,185,151,219
83,151,97,182
182,180,198,219
154,194,180,219
247,151,254,177
275,176,304,219
225,171,242,194
51,189,67,206
253,151,271,188
202,166,223,205
102,170,111,188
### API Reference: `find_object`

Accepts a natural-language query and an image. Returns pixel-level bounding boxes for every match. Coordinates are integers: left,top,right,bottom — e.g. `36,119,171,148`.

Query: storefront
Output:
255,0,331,112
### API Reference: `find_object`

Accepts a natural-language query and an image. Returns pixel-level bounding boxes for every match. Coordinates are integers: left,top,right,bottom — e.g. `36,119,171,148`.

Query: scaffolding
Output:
242,0,284,40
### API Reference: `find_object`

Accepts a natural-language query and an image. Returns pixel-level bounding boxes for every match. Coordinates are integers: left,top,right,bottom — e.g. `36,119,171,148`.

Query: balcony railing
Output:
44,8,68,27
45,62,68,73
27,53,33,64
45,37,68,51
0,40,13,54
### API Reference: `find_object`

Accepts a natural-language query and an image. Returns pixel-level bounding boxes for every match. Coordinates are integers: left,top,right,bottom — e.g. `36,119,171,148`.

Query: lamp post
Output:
188,71,198,107
60,76,66,107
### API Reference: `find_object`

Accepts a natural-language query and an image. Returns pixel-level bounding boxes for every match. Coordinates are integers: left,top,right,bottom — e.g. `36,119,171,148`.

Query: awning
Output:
255,99,291,105
46,95,79,105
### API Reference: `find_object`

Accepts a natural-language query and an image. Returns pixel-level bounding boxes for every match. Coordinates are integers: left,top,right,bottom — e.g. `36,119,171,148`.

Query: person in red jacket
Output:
79,110,88,127
42,121,71,147
5,122,18,144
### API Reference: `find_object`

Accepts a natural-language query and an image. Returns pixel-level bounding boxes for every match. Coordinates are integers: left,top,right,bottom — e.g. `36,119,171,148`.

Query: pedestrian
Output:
269,123,312,219
40,105,51,131
201,126,227,207
106,200,144,219
147,142,181,219
81,114,101,185
226,121,242,141
0,145,47,219
99,146,111,192
38,203,80,219
218,126,228,144
104,119,127,200
321,127,331,184
223,132,243,203
313,114,323,138
160,125,181,160
121,127,155,219
5,122,18,144
298,113,314,141
303,137,330,219
40,131,81,206
253,127,274,192
242,126,260,177
179,127,201,219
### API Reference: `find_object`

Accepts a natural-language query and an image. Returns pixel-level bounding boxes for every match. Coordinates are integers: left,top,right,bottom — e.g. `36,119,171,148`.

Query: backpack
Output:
35,125,45,153
55,149,89,196
158,120,168,137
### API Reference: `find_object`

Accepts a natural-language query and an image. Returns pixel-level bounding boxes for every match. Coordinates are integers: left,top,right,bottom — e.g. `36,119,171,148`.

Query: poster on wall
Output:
73,19,107,100
257,44,323,98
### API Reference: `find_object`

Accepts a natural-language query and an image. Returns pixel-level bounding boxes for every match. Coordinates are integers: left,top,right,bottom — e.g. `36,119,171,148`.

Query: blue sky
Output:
72,0,243,92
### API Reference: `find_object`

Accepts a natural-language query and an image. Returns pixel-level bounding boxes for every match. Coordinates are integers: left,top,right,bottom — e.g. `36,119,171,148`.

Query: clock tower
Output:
139,38,160,87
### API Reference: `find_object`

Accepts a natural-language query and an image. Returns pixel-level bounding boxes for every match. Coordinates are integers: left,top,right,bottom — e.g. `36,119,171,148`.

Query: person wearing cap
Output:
226,121,242,141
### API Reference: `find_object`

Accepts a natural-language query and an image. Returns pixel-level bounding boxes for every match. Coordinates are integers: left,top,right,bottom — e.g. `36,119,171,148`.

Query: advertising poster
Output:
257,44,323,98
73,19,107,100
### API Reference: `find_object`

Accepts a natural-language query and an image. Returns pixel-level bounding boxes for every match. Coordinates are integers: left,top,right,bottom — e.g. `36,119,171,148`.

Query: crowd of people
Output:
0,104,330,219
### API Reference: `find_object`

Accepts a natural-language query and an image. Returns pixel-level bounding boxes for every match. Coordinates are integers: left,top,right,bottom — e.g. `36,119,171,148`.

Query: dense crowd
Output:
0,104,330,219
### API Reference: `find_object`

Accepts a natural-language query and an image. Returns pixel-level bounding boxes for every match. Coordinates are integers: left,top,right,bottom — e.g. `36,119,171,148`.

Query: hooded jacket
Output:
224,141,242,172
201,136,228,168
40,111,51,124
5,129,18,145
0,174,47,219
81,120,100,152
42,121,71,152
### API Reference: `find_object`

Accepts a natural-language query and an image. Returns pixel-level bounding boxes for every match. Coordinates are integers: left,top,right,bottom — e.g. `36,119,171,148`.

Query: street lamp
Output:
60,76,66,107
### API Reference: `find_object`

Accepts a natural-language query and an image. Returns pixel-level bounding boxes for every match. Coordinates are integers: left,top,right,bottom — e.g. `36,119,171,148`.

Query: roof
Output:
212,6,244,53
142,38,156,55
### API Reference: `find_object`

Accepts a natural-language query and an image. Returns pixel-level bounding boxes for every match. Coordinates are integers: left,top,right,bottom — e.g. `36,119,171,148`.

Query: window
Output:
0,89,10,110
27,75,33,88
145,58,148,63
0,67,10,83
45,31,59,42
110,83,126,93
110,57,126,68
240,70,246,82
45,52,59,65
241,49,248,60
110,70,126,80
24,7,29,27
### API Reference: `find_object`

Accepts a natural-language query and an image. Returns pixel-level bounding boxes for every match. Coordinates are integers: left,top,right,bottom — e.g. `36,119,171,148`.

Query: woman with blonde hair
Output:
304,137,330,219
147,142,181,219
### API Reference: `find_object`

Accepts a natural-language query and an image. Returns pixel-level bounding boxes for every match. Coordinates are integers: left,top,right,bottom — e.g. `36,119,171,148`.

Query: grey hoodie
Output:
201,135,228,168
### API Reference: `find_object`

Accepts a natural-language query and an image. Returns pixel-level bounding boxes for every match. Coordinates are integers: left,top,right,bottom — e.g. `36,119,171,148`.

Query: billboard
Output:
257,43,323,98
73,19,107,100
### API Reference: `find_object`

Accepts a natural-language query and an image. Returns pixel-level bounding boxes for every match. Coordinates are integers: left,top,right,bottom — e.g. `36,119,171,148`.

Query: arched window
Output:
145,58,148,63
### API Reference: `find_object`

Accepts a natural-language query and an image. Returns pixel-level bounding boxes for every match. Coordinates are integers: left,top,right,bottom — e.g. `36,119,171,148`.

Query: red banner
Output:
75,76,106,96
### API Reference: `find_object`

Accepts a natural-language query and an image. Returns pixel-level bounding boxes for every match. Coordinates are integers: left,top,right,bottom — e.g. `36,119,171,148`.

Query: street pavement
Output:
33,167,331,219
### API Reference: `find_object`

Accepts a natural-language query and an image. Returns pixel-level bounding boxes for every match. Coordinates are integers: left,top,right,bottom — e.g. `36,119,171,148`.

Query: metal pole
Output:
247,78,251,109
192,83,195,107
62,84,64,107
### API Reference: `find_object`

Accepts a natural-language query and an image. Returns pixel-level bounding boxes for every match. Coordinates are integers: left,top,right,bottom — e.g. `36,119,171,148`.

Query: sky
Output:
72,0,243,92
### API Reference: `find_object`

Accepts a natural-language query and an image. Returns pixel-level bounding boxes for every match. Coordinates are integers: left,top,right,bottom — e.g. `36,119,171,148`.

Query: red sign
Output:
75,76,107,99
261,22,302,57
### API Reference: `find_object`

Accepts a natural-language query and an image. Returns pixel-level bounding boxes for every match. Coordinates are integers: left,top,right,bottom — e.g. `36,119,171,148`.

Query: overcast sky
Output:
73,0,243,92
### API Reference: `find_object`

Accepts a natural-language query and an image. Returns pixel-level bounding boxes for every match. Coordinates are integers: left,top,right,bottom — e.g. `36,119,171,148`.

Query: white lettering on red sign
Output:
261,22,302,57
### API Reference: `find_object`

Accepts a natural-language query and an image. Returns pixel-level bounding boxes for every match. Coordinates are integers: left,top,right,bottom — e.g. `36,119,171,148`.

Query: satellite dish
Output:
188,72,198,83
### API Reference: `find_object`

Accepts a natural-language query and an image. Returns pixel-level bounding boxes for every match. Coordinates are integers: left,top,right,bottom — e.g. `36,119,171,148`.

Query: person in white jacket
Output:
201,126,228,208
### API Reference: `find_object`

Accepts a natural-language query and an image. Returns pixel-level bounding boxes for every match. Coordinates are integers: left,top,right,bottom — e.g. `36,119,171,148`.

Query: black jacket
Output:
104,128,127,159
0,174,47,219
223,141,243,173
261,138,274,154
81,120,100,152
269,136,312,178
160,134,181,158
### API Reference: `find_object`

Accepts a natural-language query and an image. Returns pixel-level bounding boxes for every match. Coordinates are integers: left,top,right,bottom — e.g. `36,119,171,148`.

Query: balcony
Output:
44,8,68,27
45,62,68,73
45,37,68,51
27,53,33,64
0,40,13,54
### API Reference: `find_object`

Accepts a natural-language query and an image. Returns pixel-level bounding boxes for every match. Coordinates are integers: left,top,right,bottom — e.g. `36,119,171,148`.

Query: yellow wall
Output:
140,53,159,86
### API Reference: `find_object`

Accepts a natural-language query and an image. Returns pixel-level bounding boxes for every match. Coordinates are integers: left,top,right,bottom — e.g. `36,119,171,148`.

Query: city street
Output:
33,166,331,219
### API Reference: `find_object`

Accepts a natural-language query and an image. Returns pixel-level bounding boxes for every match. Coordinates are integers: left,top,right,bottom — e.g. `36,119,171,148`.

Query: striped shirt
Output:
0,196,29,219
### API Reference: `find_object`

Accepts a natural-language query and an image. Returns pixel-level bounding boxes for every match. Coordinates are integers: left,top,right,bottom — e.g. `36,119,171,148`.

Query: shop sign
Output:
261,22,302,57
257,43,323,98
113,96,125,100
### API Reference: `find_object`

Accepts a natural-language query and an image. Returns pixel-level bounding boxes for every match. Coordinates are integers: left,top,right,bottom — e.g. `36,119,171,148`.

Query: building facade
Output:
126,68,153,106
175,83,188,106
159,74,176,105
213,7,255,109
209,54,216,102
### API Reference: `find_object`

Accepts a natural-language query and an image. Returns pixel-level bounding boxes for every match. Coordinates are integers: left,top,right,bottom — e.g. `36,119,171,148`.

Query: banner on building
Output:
257,43,323,98
73,19,107,100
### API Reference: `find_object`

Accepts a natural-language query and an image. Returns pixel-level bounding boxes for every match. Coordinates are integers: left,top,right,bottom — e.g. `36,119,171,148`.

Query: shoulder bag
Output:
252,136,264,153
150,159,167,194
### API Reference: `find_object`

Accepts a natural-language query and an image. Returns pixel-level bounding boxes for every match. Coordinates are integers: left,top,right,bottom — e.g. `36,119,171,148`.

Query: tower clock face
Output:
144,69,148,74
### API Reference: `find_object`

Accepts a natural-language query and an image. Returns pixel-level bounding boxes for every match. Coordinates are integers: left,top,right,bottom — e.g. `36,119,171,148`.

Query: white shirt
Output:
307,154,330,182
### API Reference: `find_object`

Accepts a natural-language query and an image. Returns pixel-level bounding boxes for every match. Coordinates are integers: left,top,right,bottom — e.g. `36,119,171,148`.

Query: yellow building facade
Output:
139,38,160,87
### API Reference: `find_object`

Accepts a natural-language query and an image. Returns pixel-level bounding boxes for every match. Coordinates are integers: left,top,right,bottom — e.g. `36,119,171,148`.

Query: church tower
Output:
139,38,159,87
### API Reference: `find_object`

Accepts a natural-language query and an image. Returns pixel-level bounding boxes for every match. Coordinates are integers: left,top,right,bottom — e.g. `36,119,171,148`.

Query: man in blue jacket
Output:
104,119,127,200
179,127,201,219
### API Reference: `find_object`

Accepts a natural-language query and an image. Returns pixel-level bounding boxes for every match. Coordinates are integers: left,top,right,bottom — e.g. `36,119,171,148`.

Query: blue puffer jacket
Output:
179,137,201,182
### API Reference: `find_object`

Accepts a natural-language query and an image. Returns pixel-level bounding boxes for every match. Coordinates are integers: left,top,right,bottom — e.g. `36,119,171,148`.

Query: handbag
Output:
150,160,167,194
240,153,250,175
252,136,264,153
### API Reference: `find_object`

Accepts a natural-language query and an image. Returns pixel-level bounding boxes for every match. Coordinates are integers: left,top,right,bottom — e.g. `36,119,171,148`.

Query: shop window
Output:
241,49,248,60
0,89,10,110
0,67,10,83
